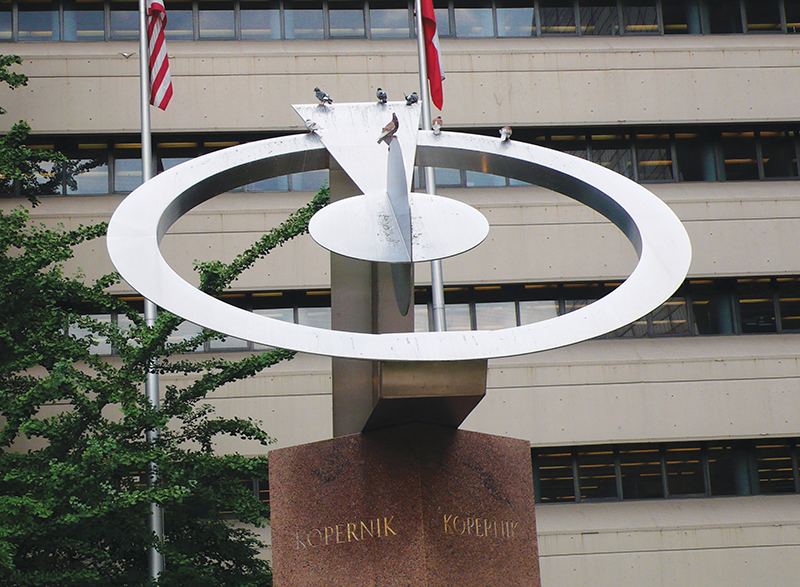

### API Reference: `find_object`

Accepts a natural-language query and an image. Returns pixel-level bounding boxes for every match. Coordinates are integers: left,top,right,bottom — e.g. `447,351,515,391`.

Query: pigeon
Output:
500,125,513,141
314,87,333,105
377,113,399,145
305,119,320,133
431,116,442,136
405,91,419,106
376,87,388,104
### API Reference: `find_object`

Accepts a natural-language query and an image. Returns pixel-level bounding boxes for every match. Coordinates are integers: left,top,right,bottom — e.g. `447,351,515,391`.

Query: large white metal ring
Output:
107,131,691,361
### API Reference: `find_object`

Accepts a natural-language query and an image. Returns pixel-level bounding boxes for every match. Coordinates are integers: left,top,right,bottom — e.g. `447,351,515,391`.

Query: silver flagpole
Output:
138,0,164,581
415,0,447,332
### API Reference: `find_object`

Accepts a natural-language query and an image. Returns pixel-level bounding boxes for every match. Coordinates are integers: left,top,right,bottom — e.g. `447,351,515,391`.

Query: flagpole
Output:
139,0,164,581
415,0,446,332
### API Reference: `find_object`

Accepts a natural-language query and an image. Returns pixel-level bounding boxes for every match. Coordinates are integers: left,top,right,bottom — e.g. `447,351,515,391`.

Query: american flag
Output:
420,0,444,110
147,0,173,110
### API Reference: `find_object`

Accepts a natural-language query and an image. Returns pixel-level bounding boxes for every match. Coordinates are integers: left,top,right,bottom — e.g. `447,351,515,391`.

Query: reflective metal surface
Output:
107,129,692,362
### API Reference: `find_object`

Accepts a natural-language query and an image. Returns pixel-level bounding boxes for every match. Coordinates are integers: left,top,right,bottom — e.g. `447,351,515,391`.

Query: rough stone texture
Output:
270,424,540,587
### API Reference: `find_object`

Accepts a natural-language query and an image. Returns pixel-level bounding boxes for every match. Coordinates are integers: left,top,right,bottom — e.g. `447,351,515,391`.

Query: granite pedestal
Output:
270,424,541,587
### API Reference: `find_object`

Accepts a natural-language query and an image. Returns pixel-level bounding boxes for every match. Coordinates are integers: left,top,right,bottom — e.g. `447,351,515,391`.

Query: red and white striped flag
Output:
147,0,173,110
420,0,444,110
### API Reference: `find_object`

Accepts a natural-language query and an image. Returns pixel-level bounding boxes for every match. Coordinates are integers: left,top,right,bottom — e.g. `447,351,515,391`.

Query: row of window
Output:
534,438,800,503
71,276,800,355
228,437,800,509
3,0,799,43
7,125,799,197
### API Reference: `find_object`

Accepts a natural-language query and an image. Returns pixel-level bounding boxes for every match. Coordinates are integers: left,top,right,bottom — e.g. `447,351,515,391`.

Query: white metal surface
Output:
107,128,692,362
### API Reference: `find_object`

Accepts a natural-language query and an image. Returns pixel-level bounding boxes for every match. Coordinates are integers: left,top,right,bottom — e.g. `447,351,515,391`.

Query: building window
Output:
496,1,536,37
64,1,105,41
540,0,577,35
454,0,494,38
284,0,324,39
198,0,236,39
535,439,800,503
19,0,61,41
328,0,366,38
241,0,282,40
369,0,411,38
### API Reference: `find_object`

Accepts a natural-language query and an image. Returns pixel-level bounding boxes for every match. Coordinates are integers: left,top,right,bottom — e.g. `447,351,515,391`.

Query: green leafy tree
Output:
0,185,329,587
0,55,65,204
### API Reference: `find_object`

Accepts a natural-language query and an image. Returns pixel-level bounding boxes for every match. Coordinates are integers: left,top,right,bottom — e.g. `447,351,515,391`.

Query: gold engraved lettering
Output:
440,514,522,540
296,531,307,549
360,519,374,540
335,524,346,544
346,522,359,542
324,526,334,545
443,514,453,534
454,516,466,535
383,516,397,536
308,528,322,547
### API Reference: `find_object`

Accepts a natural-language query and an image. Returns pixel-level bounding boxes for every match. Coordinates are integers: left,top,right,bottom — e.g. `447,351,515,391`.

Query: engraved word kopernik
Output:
295,516,397,549
442,514,520,539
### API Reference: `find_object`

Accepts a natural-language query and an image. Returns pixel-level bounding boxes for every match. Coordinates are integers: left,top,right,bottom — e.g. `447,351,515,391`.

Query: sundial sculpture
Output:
107,101,691,587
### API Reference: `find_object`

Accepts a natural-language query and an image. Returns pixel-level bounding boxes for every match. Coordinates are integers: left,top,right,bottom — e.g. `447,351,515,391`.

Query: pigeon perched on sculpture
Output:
315,87,333,105
377,113,399,145
305,119,320,133
500,126,513,141
432,116,443,135
405,92,419,106
376,88,388,104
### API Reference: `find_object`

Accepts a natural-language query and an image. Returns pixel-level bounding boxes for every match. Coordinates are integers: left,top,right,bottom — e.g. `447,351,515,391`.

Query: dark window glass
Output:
577,448,618,500
708,442,754,496
737,279,776,333
535,450,576,502
19,0,61,41
114,155,143,193
755,443,796,494
721,133,759,181
540,0,576,35
329,0,365,38
241,0,282,40
434,167,461,186
787,2,800,33
199,1,235,39
110,0,139,39
760,132,798,178
675,133,717,181
475,301,516,330
591,137,633,178
662,0,696,34
608,316,648,338
519,300,558,324
691,281,735,334
434,4,451,37
580,0,619,35
465,170,506,187
285,0,324,39
64,157,109,194
164,2,194,40
0,5,10,41
636,143,674,182
777,278,800,331
454,0,494,38
651,297,690,335
707,0,743,33
496,2,535,38
297,307,331,329
620,446,663,499
64,1,105,41
445,303,471,331
744,0,782,33
290,169,328,191
621,0,658,34
369,1,410,38
247,175,290,191
665,446,705,496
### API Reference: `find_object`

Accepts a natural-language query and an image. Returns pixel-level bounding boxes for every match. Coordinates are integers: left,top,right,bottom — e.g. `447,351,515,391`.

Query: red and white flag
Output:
147,0,173,110
420,0,444,110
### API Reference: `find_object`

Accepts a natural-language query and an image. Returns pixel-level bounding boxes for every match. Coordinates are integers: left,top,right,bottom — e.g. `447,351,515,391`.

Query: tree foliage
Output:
0,185,330,587
0,55,65,205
